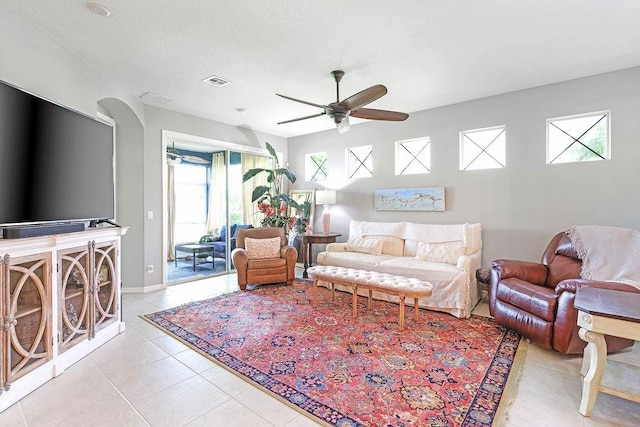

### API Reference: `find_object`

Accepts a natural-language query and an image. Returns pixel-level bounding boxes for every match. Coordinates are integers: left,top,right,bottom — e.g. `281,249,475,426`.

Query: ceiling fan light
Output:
337,115,350,134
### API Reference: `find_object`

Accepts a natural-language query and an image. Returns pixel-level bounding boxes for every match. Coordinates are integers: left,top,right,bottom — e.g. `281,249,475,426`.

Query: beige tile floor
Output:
1,272,638,426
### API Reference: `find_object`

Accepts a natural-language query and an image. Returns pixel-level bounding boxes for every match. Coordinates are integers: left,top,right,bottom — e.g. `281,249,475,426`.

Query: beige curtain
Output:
207,152,226,234
241,153,271,227
166,161,176,261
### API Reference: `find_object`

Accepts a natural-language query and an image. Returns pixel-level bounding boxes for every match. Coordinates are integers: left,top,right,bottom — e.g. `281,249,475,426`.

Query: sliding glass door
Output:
164,137,272,285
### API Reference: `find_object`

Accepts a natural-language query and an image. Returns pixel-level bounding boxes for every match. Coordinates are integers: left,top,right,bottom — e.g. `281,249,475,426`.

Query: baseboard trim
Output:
122,283,165,294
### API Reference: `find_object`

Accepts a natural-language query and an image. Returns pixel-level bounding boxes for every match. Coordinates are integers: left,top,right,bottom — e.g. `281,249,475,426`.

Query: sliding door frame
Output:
161,130,271,286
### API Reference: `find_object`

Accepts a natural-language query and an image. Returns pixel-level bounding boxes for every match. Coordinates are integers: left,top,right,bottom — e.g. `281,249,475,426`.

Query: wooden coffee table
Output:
574,287,640,416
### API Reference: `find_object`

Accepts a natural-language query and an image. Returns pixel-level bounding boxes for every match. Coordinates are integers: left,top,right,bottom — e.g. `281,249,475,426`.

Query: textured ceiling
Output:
3,0,640,138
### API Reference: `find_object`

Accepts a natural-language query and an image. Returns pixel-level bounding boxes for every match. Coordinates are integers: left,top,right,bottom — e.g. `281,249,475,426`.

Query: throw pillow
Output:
416,240,466,265
345,237,384,255
245,237,281,259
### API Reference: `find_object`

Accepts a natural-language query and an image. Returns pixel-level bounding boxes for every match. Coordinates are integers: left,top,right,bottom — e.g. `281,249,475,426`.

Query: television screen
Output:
0,79,115,227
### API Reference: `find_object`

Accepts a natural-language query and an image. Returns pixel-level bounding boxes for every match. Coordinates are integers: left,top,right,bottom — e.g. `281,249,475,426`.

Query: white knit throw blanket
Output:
568,225,640,289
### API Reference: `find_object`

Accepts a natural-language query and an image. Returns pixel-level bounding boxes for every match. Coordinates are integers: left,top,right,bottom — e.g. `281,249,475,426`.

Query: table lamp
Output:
315,190,336,234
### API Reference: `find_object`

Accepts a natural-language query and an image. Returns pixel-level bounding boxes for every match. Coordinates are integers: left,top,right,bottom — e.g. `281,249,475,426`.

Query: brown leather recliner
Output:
489,231,639,354
232,227,297,291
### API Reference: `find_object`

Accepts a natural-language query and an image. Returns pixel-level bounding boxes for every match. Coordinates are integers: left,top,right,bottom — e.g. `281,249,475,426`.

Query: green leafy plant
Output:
242,142,301,231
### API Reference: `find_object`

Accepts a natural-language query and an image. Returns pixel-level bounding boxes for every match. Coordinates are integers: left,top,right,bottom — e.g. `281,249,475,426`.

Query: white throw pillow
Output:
416,240,466,265
345,237,384,255
245,237,281,259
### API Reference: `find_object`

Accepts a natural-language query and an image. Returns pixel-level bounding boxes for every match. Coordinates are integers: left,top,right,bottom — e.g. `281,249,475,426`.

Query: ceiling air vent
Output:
203,75,231,87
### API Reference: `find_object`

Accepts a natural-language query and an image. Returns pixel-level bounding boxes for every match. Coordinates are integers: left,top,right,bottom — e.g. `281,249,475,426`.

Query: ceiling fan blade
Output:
181,154,210,164
350,108,409,121
277,112,327,125
276,93,327,110
339,85,387,111
167,148,183,158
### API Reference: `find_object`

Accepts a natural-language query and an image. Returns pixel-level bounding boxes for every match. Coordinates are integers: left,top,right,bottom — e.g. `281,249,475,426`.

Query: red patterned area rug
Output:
143,280,522,426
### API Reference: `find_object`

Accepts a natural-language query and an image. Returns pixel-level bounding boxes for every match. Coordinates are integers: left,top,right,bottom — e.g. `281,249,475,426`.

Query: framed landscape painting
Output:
374,187,445,211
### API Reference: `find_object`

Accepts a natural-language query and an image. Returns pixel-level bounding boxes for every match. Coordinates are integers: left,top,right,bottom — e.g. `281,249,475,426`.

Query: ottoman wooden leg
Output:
414,298,420,322
399,295,406,331
368,290,372,309
352,286,358,317
313,278,319,306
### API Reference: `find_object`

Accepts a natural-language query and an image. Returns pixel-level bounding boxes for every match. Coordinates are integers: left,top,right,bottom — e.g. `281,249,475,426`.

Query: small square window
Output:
547,111,610,164
460,126,506,170
305,152,327,181
346,145,372,178
395,137,430,175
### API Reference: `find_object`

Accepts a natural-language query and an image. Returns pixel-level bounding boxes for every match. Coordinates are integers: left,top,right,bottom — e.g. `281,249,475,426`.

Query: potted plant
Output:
242,142,300,235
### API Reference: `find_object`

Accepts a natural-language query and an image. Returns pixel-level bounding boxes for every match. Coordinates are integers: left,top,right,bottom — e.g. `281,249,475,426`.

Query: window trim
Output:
546,110,611,165
346,145,373,179
459,124,506,170
395,136,431,175
305,151,328,182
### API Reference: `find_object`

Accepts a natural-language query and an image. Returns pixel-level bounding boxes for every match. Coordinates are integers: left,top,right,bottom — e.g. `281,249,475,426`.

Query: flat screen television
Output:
0,79,115,231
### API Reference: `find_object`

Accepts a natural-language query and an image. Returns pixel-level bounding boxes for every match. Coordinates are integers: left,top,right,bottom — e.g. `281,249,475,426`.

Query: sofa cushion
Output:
416,240,466,265
403,222,482,256
233,224,253,237
318,251,395,270
349,221,406,256
345,237,384,255
245,237,281,259
219,225,228,241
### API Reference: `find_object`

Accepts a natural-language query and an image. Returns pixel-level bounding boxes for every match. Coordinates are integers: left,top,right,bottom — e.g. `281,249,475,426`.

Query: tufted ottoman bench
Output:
307,266,433,330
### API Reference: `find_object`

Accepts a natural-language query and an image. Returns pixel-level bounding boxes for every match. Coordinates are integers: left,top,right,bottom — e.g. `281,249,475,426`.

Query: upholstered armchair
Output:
490,231,640,354
232,227,298,291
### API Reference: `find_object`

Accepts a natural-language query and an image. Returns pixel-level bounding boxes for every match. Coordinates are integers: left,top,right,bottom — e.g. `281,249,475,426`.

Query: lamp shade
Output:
316,190,336,205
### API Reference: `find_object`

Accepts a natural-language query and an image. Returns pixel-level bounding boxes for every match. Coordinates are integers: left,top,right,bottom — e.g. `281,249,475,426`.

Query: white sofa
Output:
316,220,482,318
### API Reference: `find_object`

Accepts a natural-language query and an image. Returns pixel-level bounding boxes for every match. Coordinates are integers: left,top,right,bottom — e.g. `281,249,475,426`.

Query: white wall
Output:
288,67,640,266
0,7,288,291
142,106,288,287
3,4,639,281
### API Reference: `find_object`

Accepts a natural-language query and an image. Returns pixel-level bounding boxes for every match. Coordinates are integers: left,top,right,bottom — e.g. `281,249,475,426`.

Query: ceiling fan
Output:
277,70,409,133
166,143,210,165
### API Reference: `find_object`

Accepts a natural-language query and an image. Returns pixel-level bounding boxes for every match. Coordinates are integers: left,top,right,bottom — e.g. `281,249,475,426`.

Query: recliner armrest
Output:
491,259,548,286
556,279,640,295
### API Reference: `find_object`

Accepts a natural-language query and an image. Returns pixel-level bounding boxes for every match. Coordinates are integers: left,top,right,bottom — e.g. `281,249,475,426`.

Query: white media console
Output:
0,227,127,412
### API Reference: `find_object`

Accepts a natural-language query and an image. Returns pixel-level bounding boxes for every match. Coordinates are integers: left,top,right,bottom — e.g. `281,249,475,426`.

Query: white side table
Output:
574,287,640,416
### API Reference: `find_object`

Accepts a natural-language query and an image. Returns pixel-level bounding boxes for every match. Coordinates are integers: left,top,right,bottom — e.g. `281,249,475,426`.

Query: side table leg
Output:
303,242,310,278
578,328,607,416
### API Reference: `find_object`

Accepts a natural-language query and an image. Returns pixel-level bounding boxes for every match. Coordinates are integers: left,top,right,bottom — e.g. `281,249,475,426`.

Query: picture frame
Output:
374,187,445,211
289,189,316,228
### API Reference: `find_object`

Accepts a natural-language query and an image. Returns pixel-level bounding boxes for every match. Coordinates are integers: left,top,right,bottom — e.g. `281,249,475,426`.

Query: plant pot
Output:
288,233,304,264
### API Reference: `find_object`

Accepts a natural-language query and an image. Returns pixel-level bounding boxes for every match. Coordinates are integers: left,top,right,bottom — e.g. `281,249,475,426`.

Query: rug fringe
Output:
493,337,530,426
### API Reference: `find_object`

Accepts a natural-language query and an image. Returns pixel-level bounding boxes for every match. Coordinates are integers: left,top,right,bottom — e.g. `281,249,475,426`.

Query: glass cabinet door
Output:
58,246,91,352
92,241,118,335
3,253,52,386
